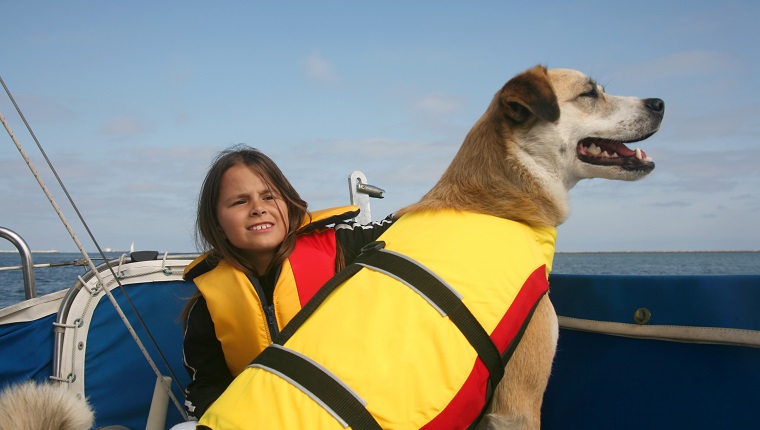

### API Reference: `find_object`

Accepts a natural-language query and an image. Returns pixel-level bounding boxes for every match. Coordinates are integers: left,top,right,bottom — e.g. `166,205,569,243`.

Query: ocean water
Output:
1,251,759,309
0,252,125,309
551,251,760,275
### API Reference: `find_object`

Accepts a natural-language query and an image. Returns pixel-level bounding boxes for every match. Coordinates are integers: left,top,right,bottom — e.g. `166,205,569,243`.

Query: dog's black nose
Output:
644,98,665,115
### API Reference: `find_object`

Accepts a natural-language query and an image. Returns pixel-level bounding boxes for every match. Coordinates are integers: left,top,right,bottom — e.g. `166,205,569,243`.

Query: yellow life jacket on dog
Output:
184,206,359,377
199,210,556,429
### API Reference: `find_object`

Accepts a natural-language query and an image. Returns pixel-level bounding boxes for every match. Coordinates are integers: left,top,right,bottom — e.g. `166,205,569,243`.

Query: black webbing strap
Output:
468,291,548,429
501,290,545,364
254,346,382,430
275,260,365,345
355,248,506,396
265,240,506,428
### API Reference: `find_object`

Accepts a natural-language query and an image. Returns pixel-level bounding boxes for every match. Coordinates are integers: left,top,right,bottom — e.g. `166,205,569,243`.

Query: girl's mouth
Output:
248,223,273,231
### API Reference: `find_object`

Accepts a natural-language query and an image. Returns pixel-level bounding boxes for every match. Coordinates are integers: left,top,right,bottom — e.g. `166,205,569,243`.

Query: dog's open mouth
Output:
577,137,655,171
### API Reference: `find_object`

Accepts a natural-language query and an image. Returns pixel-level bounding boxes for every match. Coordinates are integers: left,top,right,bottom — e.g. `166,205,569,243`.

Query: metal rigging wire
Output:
0,74,187,419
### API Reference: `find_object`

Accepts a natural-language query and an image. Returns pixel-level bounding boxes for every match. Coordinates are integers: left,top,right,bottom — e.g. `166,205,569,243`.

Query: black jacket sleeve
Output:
181,214,394,420
335,213,395,264
182,296,234,419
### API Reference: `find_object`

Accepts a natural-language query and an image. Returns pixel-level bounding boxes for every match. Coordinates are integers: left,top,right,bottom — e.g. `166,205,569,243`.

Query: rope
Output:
1,75,187,420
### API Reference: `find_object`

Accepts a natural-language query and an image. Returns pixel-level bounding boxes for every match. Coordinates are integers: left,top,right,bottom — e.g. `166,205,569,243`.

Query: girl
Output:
179,145,393,421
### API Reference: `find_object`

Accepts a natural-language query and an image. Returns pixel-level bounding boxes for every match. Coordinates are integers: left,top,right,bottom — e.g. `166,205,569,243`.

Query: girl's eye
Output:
232,199,246,206
263,194,275,201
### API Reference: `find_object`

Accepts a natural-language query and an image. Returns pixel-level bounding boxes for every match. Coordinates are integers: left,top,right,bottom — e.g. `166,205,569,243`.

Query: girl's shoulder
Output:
298,206,361,233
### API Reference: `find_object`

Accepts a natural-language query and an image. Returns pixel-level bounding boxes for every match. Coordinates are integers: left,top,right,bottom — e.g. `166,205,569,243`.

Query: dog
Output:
0,380,94,430
197,65,664,429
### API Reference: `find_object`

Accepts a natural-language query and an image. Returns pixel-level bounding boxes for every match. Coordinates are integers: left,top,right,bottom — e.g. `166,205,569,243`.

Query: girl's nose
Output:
250,202,267,216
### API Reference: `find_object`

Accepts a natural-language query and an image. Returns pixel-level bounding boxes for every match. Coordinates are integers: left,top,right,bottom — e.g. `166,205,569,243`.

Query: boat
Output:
542,272,759,429
2,80,758,430
0,167,391,429
0,237,197,429
4,232,758,430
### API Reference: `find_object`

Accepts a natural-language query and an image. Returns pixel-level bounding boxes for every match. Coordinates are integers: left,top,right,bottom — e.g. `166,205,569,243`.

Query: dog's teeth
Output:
602,151,611,158
635,148,642,160
588,144,601,155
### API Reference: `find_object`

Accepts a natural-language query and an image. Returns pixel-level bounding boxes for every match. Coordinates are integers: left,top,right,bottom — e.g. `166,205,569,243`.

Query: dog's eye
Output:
580,87,598,98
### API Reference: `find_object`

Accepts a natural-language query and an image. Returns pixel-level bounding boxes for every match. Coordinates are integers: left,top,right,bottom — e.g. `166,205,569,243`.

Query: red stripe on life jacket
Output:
290,229,338,307
421,265,550,429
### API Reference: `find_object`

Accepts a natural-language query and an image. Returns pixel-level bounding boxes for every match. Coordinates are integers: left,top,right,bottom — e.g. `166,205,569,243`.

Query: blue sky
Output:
1,1,758,253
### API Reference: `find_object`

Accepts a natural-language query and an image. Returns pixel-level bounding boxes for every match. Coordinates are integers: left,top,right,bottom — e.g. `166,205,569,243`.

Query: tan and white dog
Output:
401,66,660,225
402,65,663,429
198,65,663,429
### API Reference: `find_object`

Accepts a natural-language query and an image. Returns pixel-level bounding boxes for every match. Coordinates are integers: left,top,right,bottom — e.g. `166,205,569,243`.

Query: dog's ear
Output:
499,65,560,124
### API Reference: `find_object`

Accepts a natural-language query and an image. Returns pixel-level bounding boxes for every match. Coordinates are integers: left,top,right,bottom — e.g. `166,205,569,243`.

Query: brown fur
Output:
398,66,565,226
400,65,662,429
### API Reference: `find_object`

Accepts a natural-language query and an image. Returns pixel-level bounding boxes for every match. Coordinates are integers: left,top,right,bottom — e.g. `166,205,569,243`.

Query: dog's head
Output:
401,65,664,226
500,66,664,188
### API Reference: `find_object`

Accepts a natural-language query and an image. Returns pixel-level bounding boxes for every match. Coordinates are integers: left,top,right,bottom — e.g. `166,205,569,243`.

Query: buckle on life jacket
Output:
360,240,386,254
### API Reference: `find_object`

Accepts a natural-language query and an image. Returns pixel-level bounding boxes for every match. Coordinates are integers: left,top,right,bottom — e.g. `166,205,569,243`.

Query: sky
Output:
1,1,758,254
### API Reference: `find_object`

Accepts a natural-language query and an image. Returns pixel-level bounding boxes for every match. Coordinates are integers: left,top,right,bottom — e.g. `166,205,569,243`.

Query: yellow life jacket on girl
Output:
184,206,358,377
199,210,556,429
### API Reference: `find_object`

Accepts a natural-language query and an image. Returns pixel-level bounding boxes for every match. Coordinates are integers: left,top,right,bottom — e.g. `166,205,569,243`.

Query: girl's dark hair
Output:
196,144,309,276
180,145,310,323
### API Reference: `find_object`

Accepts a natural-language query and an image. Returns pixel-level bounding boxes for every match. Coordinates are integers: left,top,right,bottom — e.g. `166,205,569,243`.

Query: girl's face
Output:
216,163,290,274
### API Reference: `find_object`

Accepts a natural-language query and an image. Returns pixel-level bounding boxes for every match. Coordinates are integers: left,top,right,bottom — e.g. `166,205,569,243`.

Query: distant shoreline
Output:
0,250,60,253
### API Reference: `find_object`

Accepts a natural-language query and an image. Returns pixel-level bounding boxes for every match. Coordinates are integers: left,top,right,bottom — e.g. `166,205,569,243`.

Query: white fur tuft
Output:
0,380,94,430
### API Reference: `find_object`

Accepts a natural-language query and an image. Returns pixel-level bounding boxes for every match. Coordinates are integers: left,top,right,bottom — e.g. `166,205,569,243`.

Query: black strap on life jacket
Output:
354,244,506,393
275,259,365,344
255,240,506,429
253,345,382,430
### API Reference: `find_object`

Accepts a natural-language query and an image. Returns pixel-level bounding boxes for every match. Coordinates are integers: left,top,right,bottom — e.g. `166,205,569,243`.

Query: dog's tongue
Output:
589,139,649,161
613,143,650,162
612,142,650,161
609,141,635,157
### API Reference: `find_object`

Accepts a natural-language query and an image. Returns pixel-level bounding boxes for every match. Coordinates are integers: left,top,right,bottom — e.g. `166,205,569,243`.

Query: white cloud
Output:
303,52,338,83
413,93,465,116
612,50,744,88
651,200,691,208
661,106,758,144
100,116,150,137
0,94,76,123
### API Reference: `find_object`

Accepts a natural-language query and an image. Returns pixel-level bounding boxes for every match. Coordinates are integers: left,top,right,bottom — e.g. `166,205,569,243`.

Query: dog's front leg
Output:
476,295,559,430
